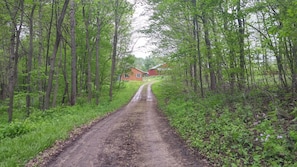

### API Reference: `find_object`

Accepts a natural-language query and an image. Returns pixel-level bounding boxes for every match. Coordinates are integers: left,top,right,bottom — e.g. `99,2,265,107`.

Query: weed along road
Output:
47,83,208,167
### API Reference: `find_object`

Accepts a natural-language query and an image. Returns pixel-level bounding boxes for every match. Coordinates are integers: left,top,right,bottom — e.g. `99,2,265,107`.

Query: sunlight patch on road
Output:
131,84,145,102
146,84,153,102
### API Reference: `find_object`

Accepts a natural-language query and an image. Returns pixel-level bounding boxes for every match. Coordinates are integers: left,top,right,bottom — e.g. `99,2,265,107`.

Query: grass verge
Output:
0,81,142,167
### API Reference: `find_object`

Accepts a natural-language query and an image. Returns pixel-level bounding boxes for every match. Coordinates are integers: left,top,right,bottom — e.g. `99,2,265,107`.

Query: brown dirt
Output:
27,83,210,167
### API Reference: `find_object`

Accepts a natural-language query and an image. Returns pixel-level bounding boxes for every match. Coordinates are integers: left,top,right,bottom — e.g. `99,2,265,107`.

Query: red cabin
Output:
148,64,168,76
121,67,147,81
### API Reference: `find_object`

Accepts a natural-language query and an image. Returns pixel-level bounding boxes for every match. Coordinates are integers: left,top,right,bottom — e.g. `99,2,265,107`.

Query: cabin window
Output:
136,73,141,78
125,74,129,78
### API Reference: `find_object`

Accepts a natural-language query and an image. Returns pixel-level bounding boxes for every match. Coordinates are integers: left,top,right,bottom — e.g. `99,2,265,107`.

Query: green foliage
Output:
152,81,297,166
0,120,33,139
0,81,142,167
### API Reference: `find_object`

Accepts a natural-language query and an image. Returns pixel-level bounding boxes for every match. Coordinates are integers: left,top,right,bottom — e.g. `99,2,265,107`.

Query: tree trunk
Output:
109,0,119,101
222,4,235,93
44,0,70,109
52,42,63,107
211,16,223,91
62,43,69,104
291,40,297,96
95,16,101,105
0,82,5,100
192,0,204,97
191,2,198,93
237,1,246,90
43,1,55,109
185,68,189,87
26,3,36,116
276,49,287,88
5,0,24,122
202,11,216,91
38,1,44,109
70,0,77,106
82,4,92,102
7,31,16,123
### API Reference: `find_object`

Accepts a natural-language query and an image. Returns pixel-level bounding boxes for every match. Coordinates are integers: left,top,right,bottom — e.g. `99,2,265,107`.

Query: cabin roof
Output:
149,63,166,70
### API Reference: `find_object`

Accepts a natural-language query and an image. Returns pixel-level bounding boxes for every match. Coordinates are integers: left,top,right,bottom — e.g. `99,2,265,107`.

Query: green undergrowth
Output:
0,81,142,167
152,81,297,167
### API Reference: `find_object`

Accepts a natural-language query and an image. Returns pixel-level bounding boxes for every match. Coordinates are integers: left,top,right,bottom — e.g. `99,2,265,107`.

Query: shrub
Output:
152,81,297,166
0,121,33,139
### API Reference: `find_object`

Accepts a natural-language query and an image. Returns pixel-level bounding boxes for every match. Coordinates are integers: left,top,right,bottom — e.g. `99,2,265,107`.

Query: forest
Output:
0,0,161,122
148,0,297,166
1,0,297,166
0,1,151,165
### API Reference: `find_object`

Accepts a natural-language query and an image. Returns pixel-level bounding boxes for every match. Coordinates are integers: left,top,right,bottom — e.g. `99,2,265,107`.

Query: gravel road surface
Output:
29,83,209,167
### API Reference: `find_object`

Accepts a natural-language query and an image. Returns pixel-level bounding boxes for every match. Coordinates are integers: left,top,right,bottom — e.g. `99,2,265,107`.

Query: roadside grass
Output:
0,81,142,167
152,81,297,167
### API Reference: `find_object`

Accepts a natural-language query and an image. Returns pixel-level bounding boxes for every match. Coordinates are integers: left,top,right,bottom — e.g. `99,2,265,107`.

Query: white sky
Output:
128,0,155,58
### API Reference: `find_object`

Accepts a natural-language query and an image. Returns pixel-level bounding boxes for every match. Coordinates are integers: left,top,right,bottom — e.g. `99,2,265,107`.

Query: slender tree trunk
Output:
202,11,216,91
222,4,235,93
95,16,101,105
62,43,69,104
70,0,77,106
44,0,70,109
109,0,119,101
237,1,245,90
291,40,297,96
189,64,193,88
191,3,198,93
192,0,204,97
192,62,197,93
26,3,36,116
275,46,287,88
185,68,189,87
43,1,55,109
38,1,44,109
0,82,4,100
5,0,24,122
7,30,16,122
82,4,92,102
0,42,6,100
284,38,293,80
230,50,236,93
52,42,63,107
211,17,223,91
247,39,253,88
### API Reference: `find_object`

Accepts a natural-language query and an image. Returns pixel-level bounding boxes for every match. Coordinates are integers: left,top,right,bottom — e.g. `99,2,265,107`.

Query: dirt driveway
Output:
32,83,209,167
